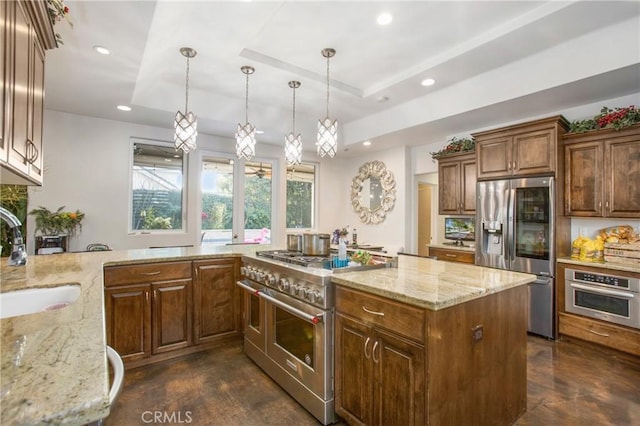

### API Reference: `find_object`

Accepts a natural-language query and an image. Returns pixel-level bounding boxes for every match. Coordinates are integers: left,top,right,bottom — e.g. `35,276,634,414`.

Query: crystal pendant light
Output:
285,80,302,166
235,66,256,160
174,47,198,153
317,48,337,158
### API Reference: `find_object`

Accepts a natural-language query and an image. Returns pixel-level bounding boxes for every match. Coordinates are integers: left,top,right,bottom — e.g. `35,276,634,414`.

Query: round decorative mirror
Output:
350,160,396,224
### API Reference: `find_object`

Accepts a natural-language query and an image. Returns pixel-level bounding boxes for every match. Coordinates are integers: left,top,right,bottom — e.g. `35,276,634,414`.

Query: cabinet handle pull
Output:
139,271,161,276
508,161,512,170
26,140,39,164
445,254,457,258
372,341,380,364
364,337,372,359
513,161,516,170
362,306,385,316
605,201,609,208
588,329,609,338
598,201,602,208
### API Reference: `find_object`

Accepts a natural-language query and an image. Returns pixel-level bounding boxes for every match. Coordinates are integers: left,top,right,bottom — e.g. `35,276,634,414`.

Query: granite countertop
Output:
331,255,536,310
0,245,260,425
428,243,475,253
557,257,640,274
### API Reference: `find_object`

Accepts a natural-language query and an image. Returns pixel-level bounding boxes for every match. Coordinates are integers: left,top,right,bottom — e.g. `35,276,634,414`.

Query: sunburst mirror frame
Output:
350,160,396,224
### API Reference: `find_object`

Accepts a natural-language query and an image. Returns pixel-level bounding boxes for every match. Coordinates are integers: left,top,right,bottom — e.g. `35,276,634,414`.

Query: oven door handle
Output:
237,280,261,295
570,283,635,299
258,290,324,324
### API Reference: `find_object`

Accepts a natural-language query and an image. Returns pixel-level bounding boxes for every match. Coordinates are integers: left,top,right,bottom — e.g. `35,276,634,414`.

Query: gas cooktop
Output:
256,250,330,268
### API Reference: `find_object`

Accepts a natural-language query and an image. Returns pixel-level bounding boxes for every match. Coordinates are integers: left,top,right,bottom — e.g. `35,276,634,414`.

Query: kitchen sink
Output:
0,284,81,319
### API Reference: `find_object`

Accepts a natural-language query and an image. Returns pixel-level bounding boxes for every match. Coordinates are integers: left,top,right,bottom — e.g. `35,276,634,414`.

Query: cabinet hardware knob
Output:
362,306,385,316
372,341,380,364
364,336,372,359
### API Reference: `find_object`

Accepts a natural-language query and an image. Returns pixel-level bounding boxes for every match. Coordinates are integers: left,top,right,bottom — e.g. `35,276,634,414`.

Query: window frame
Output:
285,161,318,231
128,137,188,234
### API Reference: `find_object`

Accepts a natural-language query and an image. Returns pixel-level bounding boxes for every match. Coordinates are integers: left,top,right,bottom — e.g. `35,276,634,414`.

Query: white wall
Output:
30,90,640,255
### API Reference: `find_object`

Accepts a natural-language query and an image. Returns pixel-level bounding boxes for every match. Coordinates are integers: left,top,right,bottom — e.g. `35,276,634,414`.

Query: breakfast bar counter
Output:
0,246,257,425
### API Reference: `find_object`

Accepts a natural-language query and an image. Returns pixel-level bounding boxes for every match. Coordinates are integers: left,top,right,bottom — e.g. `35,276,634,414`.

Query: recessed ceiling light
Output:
377,13,393,26
363,141,372,147
256,130,264,134
94,46,110,55
117,105,131,111
421,78,436,87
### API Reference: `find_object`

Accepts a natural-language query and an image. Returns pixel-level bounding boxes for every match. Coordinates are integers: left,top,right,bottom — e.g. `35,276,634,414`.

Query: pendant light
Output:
317,48,337,158
285,80,302,166
174,47,198,153
236,65,256,160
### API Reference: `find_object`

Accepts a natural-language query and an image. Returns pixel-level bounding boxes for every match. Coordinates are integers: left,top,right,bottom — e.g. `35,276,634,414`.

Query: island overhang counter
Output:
331,255,536,425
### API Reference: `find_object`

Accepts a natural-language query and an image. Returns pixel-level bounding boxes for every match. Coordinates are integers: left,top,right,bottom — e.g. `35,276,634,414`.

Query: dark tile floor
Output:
105,335,640,425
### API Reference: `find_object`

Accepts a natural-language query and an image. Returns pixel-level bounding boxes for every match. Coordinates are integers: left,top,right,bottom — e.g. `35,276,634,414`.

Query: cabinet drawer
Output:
429,247,475,264
104,261,192,286
335,286,424,343
559,312,640,356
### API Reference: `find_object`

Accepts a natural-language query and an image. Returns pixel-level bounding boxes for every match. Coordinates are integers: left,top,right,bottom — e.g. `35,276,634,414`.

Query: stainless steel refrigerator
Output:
476,176,556,338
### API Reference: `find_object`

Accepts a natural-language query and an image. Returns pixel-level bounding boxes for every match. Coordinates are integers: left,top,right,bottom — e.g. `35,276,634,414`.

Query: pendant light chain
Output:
185,56,190,113
292,83,297,133
245,71,250,124
325,54,330,118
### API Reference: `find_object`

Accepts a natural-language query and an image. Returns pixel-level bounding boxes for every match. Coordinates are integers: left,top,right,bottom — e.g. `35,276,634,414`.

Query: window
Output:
286,163,315,229
201,157,234,244
131,141,185,231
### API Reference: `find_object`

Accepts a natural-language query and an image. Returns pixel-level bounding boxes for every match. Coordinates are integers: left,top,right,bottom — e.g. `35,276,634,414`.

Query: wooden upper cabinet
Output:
473,115,569,180
1,0,56,185
436,151,476,215
564,125,640,218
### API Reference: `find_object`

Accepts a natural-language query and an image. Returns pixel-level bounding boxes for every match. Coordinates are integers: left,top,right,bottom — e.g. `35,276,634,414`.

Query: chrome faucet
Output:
0,207,27,266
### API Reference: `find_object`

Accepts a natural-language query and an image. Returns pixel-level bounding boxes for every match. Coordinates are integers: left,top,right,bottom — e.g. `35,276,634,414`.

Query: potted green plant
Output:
29,206,84,252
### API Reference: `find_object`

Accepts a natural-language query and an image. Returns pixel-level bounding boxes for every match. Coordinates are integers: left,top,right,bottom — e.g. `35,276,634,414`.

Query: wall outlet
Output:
472,325,483,342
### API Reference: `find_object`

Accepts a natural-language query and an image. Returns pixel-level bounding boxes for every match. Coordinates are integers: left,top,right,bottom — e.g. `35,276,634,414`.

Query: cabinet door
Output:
152,279,192,353
476,137,511,179
438,160,462,215
373,328,425,426
335,314,373,426
1,0,10,161
7,0,30,176
606,138,640,217
460,158,476,214
564,141,603,216
26,32,44,182
512,128,555,176
192,258,240,344
105,284,151,362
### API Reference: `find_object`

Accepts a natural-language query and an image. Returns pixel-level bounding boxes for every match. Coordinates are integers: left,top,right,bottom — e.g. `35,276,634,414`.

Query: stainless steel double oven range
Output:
237,251,336,425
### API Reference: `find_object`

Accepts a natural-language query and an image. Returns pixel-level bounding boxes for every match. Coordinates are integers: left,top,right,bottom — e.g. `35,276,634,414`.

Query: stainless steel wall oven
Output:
564,268,640,329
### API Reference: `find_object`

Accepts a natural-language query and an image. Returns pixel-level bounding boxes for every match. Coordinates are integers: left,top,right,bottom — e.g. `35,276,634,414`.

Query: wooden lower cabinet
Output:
104,284,151,362
335,284,528,426
192,258,240,344
152,279,192,353
336,314,424,425
428,246,475,264
104,258,240,367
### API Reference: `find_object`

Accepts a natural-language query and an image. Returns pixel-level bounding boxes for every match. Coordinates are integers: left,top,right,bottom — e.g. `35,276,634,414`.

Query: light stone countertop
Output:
557,257,640,274
331,255,536,310
427,243,476,253
0,245,260,425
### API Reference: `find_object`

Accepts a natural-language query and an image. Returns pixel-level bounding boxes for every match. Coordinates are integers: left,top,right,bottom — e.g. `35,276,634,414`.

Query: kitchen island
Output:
331,255,536,425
